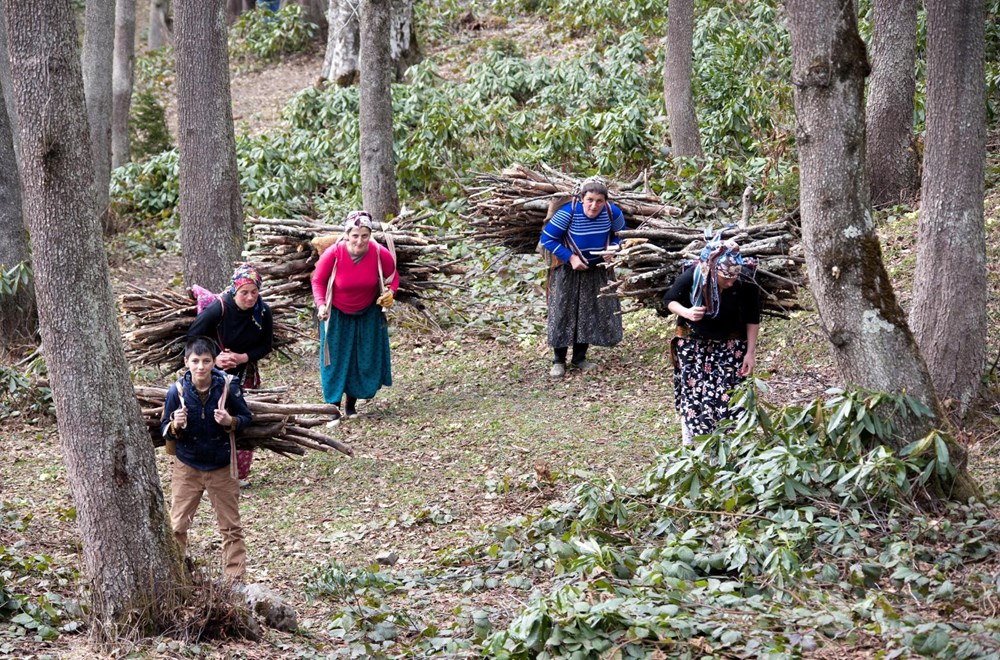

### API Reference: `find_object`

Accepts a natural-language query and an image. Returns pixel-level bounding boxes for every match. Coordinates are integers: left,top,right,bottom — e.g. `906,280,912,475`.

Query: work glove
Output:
376,291,395,309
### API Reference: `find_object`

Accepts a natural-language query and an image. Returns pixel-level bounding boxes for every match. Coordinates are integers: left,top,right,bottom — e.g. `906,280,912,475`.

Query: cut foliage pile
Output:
134,384,352,457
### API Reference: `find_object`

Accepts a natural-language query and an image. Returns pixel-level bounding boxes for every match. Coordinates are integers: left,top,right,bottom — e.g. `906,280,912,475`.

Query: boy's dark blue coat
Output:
161,369,253,471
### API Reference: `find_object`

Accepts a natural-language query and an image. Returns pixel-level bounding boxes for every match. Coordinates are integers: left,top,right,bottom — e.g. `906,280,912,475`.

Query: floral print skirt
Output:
671,336,747,442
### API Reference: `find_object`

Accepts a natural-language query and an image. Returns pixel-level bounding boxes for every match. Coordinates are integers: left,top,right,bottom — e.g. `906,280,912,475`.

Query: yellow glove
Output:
376,291,395,309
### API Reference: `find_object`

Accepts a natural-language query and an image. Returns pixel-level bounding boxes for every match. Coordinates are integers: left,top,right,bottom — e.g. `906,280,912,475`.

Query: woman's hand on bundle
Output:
376,291,394,309
569,254,588,271
317,304,330,321
171,408,188,430
685,305,706,322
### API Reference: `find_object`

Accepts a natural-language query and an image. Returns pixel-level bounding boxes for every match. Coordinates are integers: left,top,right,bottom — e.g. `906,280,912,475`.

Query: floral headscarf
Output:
690,228,744,318
343,211,373,233
229,263,265,328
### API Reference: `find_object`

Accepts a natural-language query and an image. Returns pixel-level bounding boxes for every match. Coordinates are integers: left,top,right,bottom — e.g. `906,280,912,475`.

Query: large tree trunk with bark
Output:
662,0,703,159
323,0,417,84
909,0,986,415
148,0,172,49
865,0,919,205
1,0,186,638
359,0,399,224
112,0,137,168
0,79,33,353
784,0,979,501
174,0,244,291
82,0,116,230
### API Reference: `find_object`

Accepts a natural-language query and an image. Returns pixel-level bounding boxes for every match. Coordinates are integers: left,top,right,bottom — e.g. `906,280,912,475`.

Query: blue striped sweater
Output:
540,201,625,266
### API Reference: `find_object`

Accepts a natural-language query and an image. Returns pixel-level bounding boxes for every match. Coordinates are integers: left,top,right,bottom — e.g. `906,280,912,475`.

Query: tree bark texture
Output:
111,0,136,168
784,0,978,501
865,0,918,205
148,0,171,49
0,11,19,163
323,0,416,84
323,0,360,85
359,0,399,224
662,0,703,159
174,0,244,291
82,0,116,228
1,0,185,633
0,75,34,352
909,0,986,414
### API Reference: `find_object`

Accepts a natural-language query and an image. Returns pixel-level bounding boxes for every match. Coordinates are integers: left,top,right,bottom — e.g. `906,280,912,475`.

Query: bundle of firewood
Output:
119,282,306,368
245,209,465,304
466,164,806,317
602,210,805,317
134,385,352,457
466,164,683,253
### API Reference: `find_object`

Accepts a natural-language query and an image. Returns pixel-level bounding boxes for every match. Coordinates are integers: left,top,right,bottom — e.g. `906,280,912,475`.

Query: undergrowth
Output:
302,384,1000,658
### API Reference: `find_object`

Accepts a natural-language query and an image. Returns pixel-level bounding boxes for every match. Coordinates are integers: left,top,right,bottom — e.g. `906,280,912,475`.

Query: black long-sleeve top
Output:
663,266,762,340
187,291,274,364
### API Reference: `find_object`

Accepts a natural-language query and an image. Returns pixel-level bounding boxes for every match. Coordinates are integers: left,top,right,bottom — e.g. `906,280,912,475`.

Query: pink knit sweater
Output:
311,241,400,314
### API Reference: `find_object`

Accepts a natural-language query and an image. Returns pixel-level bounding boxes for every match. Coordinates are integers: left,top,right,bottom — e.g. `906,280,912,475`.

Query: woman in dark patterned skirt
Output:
539,178,625,378
663,238,761,444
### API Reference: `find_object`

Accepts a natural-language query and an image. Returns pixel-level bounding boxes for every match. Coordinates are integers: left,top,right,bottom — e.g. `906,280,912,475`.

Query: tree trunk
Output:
784,0,979,501
909,0,986,415
148,0,171,49
82,0,116,230
388,0,419,77
174,0,244,291
323,0,415,84
323,0,360,85
111,0,136,169
0,76,33,354
359,0,399,224
1,0,186,638
662,0,703,159
865,0,919,206
0,9,19,163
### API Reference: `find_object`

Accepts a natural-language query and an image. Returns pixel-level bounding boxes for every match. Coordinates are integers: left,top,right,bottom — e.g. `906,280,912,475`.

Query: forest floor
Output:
2,21,1000,660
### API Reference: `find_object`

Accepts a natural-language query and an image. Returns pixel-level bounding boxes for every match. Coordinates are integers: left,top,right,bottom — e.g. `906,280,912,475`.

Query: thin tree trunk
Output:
784,0,979,501
0,8,19,164
323,0,360,85
865,0,919,205
0,76,33,353
1,0,185,638
148,0,171,49
82,0,116,230
359,0,399,224
662,0,703,159
909,0,986,415
174,0,244,291
388,0,419,77
112,0,136,169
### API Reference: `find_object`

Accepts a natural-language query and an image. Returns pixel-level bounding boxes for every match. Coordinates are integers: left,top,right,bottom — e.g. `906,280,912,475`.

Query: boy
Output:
161,337,253,579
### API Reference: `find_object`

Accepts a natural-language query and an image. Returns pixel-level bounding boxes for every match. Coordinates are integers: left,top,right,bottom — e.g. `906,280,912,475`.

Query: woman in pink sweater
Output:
311,211,400,418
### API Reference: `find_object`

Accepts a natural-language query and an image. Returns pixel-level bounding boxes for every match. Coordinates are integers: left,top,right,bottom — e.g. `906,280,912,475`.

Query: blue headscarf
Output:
690,227,744,319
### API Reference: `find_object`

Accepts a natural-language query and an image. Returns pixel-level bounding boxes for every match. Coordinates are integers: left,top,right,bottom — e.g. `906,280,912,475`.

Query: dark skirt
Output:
671,336,748,441
546,264,623,348
319,304,392,404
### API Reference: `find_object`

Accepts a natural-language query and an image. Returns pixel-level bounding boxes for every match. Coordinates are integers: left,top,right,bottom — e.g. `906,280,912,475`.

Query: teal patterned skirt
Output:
319,304,392,404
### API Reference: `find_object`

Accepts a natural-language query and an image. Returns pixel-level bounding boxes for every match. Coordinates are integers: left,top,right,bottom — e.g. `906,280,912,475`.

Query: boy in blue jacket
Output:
161,337,253,579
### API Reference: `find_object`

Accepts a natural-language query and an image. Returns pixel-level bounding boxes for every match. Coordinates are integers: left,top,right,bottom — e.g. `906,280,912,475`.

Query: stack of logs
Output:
605,213,804,317
120,282,305,368
467,164,683,253
467,164,805,317
134,385,352,457
246,209,465,304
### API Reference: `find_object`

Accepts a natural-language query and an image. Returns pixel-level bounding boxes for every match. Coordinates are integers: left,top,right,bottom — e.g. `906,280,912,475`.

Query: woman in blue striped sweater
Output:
539,178,625,377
